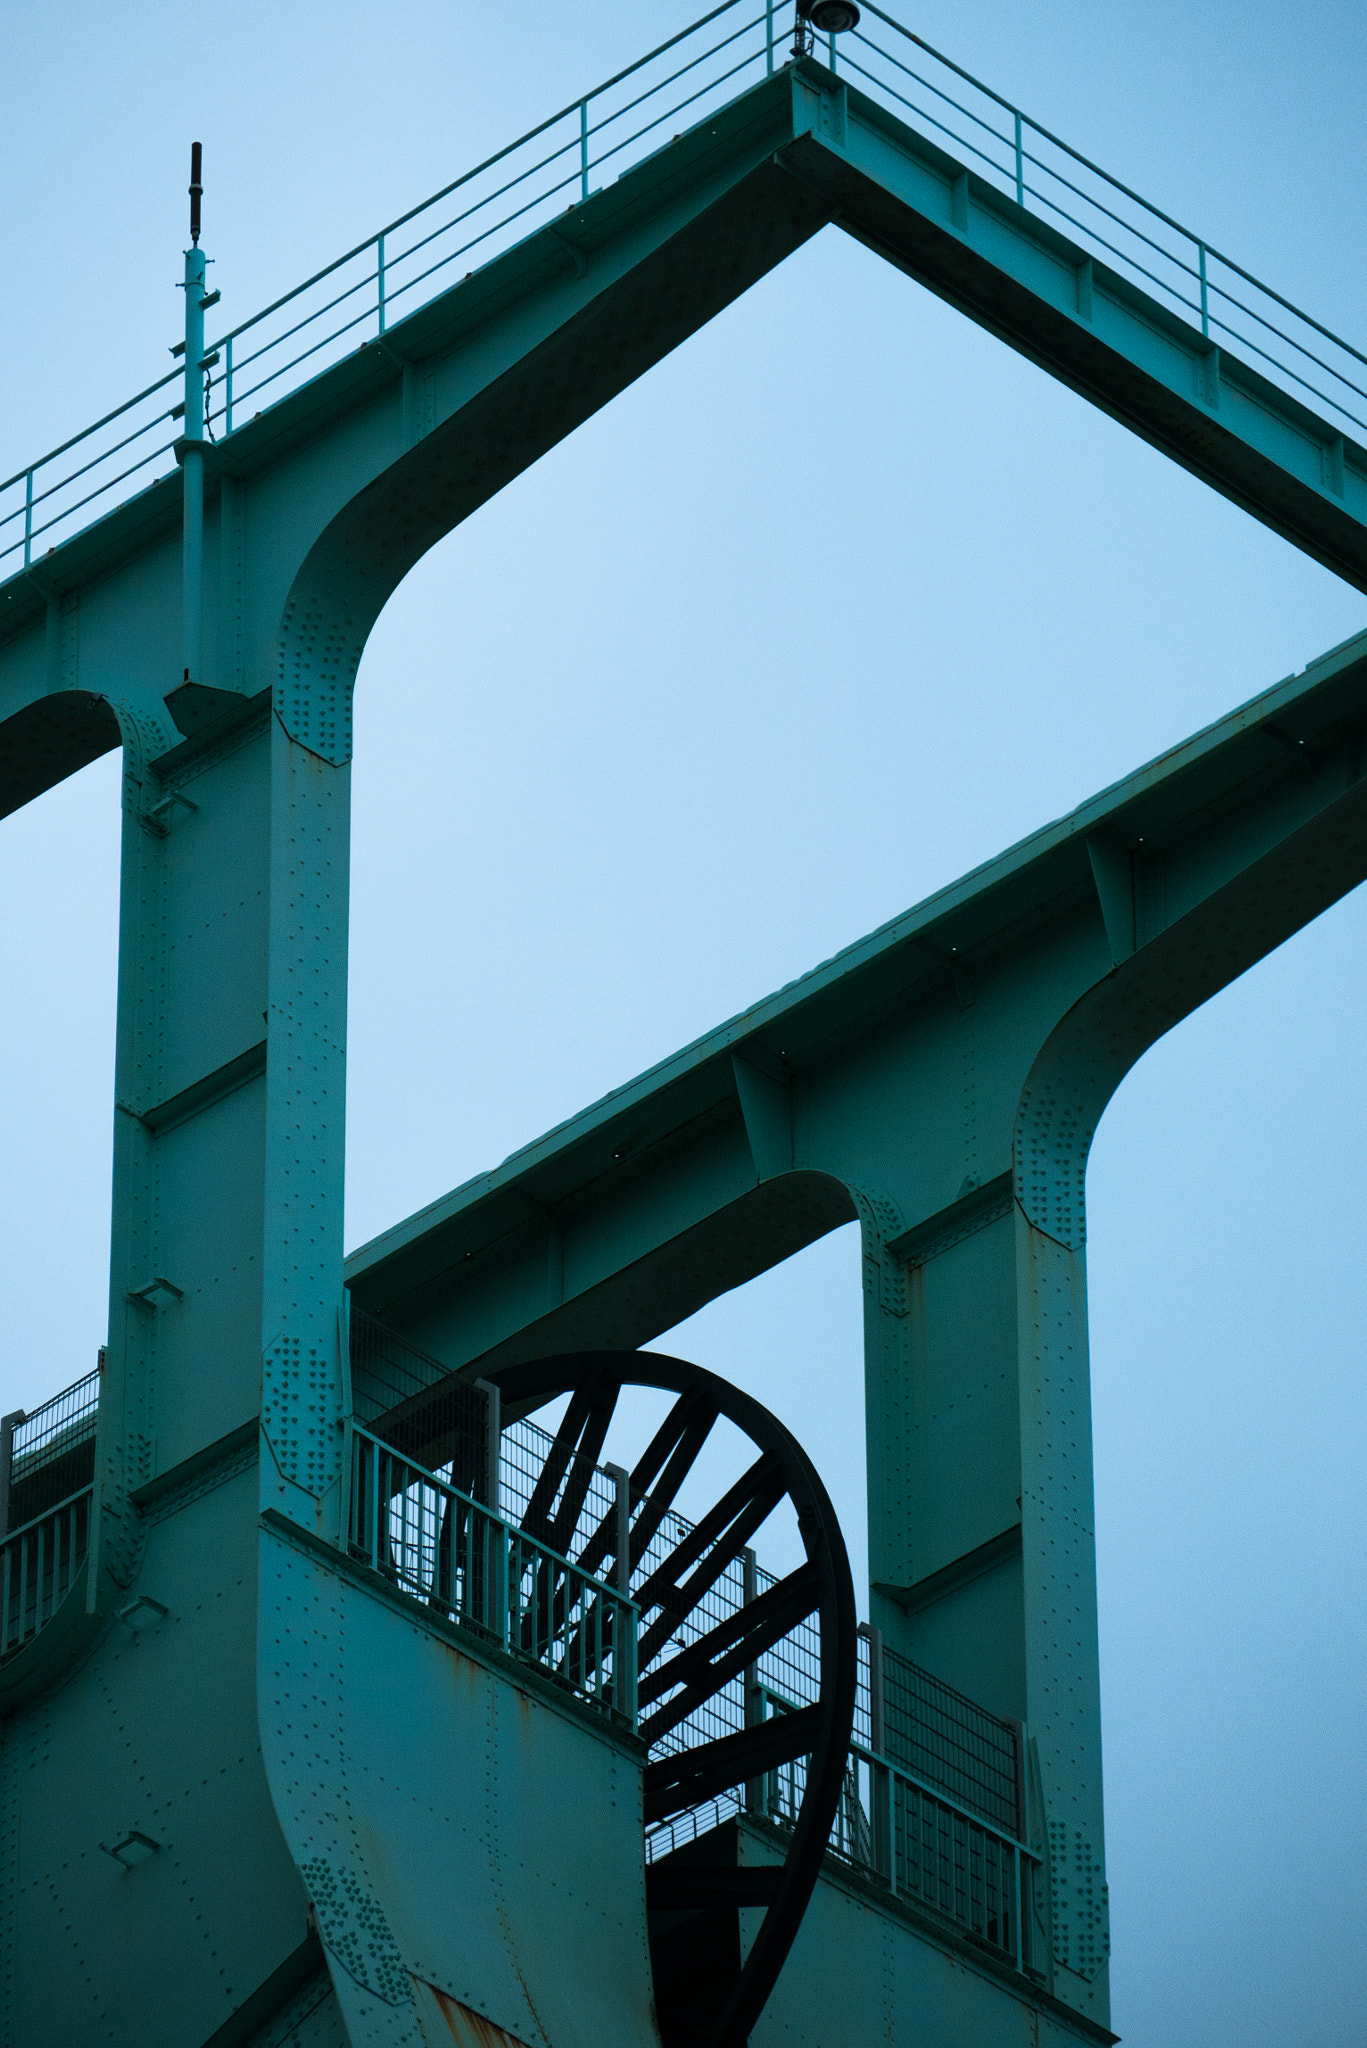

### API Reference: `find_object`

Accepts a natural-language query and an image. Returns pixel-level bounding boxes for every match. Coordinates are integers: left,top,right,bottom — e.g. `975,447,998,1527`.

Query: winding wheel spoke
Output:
484,1349,857,2048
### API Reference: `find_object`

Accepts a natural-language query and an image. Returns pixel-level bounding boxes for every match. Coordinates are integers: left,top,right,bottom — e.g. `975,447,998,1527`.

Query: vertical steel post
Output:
1198,240,1210,335
181,235,207,690
0,1411,25,1537
1014,112,1025,206
377,233,387,335
860,1622,890,1880
22,472,32,568
494,1527,511,1650
580,99,590,201
605,1462,631,1595
224,336,233,434
743,1546,762,1813
765,0,774,73
479,1380,501,1514
336,1294,354,1552
605,1461,633,1716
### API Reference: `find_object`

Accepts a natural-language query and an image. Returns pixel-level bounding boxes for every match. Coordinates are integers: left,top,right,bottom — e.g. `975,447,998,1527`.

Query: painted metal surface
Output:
257,1520,657,2048
480,1350,856,2045
1,4,1365,2043
3,11,1364,591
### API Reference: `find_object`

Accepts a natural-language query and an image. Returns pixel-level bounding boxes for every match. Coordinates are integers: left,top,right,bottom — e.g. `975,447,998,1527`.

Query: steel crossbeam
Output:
2,13,1365,2047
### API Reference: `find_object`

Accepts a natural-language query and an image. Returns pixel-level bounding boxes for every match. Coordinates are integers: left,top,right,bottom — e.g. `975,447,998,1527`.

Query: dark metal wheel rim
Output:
482,1349,857,2048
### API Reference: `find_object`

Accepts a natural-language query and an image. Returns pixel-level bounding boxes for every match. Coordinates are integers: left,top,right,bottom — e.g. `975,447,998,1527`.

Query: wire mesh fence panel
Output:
499,1413,620,1556
892,1775,1022,1962
642,1546,827,1860
346,1427,635,1723
7,1368,100,1533
351,1310,494,1502
881,1644,1020,1837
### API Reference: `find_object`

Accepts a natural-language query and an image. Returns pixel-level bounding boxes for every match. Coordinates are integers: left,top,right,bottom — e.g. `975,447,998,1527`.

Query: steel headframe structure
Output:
2,6,1365,2045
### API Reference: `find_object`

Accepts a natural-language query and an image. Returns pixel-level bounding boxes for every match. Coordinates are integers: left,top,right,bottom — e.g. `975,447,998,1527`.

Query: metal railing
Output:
0,3,788,582
0,1487,92,1662
4,1366,100,1530
847,6,1367,440
4,2,1362,591
6,1366,99,1495
751,1678,1041,1974
881,1642,1021,1839
346,1424,637,1725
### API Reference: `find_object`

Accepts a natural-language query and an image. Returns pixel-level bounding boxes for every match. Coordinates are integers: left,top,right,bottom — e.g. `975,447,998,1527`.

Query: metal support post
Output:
377,233,387,334
180,150,207,690
579,100,590,202
605,1462,631,1595
859,1622,890,1879
479,1380,501,1514
0,1411,26,1537
1014,111,1025,206
1198,240,1210,335
743,1545,762,1813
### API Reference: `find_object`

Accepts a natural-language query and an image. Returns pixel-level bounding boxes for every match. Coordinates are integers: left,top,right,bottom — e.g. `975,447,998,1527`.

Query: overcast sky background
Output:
2,4,1365,2043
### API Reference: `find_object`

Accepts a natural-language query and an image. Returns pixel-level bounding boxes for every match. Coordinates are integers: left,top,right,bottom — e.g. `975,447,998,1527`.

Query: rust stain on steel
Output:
420,1980,535,2048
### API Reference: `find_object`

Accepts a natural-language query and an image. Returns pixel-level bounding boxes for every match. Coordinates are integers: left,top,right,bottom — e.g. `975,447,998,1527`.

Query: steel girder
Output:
1,44,1365,2048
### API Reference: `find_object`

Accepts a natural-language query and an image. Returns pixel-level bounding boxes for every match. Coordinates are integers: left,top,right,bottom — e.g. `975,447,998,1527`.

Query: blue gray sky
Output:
2,5,1365,2042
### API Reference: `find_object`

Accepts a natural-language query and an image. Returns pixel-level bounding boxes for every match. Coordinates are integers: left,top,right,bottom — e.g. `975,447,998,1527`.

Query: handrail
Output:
3,0,1363,588
0,1485,92,1662
849,1737,1039,1859
847,7,1367,436
347,1425,637,1724
1,1484,96,1548
861,3,1367,373
744,1678,1039,1972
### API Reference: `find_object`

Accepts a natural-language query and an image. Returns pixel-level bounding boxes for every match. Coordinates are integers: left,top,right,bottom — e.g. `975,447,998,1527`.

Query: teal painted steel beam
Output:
782,69,1367,588
339,619,1367,2028
5,53,1367,748
3,19,1366,2042
346,623,1367,1355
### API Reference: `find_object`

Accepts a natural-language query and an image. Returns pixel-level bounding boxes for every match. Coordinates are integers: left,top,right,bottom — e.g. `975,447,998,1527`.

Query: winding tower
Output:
3,7,1365,2046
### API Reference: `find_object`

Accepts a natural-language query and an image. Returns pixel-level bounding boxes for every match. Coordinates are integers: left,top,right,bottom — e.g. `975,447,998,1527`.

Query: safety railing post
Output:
1198,240,1209,336
1014,111,1025,206
224,337,234,435
862,1623,890,1880
765,0,774,73
480,1379,501,1515
619,1589,637,1726
22,476,33,570
496,1528,512,1649
0,1410,25,1536
743,1546,762,1812
377,233,387,335
580,99,590,202
606,1462,631,1595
